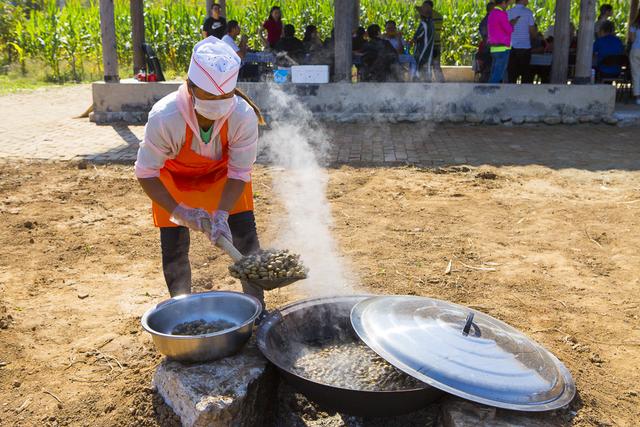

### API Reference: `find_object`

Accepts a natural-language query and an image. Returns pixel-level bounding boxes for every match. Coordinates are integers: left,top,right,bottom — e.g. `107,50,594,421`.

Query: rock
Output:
543,117,561,125
440,397,558,427
153,340,276,427
476,171,498,180
24,221,34,229
465,114,483,124
29,238,34,244
524,116,540,123
12,380,20,388
562,116,577,125
579,115,595,123
603,116,618,125
511,116,525,125
77,161,88,170
77,293,89,300
449,114,465,123
483,116,500,125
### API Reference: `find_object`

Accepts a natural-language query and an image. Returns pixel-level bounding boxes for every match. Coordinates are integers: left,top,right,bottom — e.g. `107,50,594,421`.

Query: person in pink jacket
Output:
487,0,518,83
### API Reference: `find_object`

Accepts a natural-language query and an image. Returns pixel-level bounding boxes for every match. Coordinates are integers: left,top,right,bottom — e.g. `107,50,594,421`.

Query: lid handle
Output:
462,312,475,336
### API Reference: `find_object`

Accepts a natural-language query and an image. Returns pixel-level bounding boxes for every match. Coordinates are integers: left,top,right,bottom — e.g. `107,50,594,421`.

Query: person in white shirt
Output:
507,0,536,83
135,36,266,306
222,20,248,59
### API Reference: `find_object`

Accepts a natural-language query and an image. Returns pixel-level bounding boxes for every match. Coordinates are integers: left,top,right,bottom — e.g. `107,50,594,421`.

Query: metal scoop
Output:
204,220,306,290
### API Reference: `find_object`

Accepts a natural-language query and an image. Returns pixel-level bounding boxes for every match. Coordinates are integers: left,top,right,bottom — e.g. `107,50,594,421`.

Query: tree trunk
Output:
99,0,120,82
550,0,571,84
334,0,355,81
130,0,145,75
574,0,596,84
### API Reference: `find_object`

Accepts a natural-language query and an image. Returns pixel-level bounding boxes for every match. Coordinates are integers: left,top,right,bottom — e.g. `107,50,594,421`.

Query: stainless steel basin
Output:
141,291,262,362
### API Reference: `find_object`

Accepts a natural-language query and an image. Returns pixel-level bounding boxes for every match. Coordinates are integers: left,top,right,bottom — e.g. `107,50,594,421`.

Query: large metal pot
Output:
256,295,442,416
141,291,262,362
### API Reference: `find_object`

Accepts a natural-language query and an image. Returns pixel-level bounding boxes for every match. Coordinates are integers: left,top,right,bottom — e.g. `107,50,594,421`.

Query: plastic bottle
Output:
351,64,358,83
590,68,595,84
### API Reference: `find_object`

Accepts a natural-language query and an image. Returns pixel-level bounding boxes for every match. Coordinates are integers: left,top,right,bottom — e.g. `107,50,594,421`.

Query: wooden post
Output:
206,0,212,15
353,0,360,30
99,0,119,82
574,0,596,84
334,0,355,81
550,0,571,84
130,0,145,75
629,0,639,42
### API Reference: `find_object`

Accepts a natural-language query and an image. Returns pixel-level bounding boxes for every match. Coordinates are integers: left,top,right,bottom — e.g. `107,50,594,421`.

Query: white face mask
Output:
193,96,235,120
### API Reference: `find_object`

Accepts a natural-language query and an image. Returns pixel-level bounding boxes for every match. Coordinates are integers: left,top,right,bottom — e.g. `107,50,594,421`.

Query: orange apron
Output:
152,121,254,227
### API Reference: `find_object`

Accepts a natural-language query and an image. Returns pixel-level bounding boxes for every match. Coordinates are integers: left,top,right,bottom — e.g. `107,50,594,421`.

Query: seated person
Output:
303,25,323,54
593,21,624,78
274,24,305,64
352,26,367,53
361,24,400,82
530,24,546,53
302,25,323,64
383,20,404,54
221,20,248,59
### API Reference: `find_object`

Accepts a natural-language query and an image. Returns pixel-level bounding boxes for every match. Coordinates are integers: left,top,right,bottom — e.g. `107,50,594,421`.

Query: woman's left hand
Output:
208,210,232,243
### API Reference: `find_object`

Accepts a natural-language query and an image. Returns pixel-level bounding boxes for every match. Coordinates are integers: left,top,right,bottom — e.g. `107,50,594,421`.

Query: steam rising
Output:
260,85,357,295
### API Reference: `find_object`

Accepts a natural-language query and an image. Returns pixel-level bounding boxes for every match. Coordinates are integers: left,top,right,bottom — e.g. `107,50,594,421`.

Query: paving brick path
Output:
2,85,639,171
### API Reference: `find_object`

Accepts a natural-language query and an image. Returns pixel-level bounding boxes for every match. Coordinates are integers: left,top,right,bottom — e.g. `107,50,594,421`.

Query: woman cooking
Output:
135,37,266,308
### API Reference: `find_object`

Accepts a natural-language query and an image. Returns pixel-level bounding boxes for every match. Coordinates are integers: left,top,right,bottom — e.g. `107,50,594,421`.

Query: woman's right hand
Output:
170,203,211,232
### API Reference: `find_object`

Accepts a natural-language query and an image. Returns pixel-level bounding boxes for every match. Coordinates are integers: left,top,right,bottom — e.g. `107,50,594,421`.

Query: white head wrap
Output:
187,36,241,95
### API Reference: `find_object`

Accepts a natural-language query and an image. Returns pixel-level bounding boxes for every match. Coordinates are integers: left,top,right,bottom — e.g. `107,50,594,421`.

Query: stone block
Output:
512,116,525,125
543,117,561,125
579,115,595,123
153,340,276,427
439,398,565,427
483,116,500,125
561,116,577,125
465,113,483,123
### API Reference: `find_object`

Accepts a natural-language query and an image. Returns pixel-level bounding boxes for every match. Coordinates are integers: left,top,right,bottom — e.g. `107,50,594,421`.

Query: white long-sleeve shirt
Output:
134,91,258,182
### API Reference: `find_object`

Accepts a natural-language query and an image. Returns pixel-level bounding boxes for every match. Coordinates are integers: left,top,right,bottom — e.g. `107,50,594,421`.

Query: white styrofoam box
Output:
291,65,330,84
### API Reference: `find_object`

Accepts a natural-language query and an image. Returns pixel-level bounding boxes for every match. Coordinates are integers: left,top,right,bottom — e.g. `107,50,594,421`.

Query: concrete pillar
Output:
550,0,571,84
334,0,355,81
99,0,120,82
130,0,145,75
574,0,596,84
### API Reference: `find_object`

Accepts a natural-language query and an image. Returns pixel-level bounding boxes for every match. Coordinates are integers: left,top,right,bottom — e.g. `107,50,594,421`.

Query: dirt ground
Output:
0,160,639,426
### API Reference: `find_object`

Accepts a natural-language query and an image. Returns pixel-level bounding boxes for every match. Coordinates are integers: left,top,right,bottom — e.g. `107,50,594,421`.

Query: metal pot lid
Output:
350,296,575,411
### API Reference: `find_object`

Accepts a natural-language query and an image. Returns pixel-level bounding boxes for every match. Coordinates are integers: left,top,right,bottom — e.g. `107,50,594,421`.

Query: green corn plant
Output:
0,0,632,82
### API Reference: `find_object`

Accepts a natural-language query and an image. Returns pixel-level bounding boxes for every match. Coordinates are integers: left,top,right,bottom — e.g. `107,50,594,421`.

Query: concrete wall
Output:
91,79,616,125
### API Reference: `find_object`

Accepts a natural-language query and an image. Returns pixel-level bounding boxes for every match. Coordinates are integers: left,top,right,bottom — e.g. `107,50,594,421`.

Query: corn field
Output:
0,0,632,82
